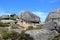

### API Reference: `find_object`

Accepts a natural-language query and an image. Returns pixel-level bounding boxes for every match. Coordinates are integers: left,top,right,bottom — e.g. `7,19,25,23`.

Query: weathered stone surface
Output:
42,22,57,30
45,8,60,32
45,8,60,23
25,29,58,40
18,11,40,22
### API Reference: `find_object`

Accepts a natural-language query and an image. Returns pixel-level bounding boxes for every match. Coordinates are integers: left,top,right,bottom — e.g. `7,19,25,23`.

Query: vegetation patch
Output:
9,16,16,20
53,33,60,40
0,22,9,27
11,24,20,29
26,26,41,30
1,30,27,40
1,31,21,40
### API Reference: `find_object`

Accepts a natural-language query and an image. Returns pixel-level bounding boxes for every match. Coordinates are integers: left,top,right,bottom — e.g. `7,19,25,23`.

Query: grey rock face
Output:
18,11,40,22
45,8,60,32
45,8,60,23
25,29,58,40
42,22,57,30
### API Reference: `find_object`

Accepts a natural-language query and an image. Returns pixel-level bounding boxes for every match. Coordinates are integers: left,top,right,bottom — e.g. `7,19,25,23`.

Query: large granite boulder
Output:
18,11,40,22
45,8,60,32
42,22,57,30
25,29,58,40
42,22,60,32
45,8,60,23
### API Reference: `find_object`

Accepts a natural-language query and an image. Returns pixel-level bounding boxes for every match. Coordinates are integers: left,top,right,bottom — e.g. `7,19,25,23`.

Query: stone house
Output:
18,11,40,28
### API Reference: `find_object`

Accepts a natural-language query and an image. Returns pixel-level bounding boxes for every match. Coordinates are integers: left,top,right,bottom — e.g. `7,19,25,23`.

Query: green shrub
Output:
27,26,41,30
20,30,26,39
2,32,11,39
1,30,27,40
2,31,21,40
34,26,41,29
27,26,33,30
53,33,60,40
0,36,3,40
0,22,9,27
11,24,20,29
9,17,16,20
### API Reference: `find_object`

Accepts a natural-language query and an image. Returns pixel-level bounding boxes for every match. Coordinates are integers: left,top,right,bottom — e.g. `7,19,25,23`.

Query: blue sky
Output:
0,0,60,22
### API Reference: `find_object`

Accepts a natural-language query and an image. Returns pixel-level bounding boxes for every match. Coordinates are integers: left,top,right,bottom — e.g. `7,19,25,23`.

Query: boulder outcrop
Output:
45,8,60,32
45,8,60,23
42,22,57,30
25,29,58,40
18,11,40,23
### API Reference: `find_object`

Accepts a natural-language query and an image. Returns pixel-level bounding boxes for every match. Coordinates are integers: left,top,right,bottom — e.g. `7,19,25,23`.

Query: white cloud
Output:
32,11,48,22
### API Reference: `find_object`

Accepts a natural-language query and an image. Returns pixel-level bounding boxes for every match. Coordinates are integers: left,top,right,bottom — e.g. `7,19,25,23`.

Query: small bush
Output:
35,26,41,29
11,24,20,29
9,17,16,20
27,26,33,30
0,36,3,40
20,30,26,40
1,30,27,40
2,31,21,40
53,33,60,40
0,22,9,27
2,32,11,39
27,26,41,30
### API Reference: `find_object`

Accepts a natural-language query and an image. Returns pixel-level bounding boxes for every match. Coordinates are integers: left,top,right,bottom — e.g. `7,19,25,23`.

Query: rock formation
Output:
45,8,60,23
42,22,57,30
25,29,58,40
18,11,40,23
45,8,60,32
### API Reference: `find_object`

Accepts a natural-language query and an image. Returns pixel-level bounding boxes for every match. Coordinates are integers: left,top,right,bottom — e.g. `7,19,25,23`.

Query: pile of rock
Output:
24,8,60,40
